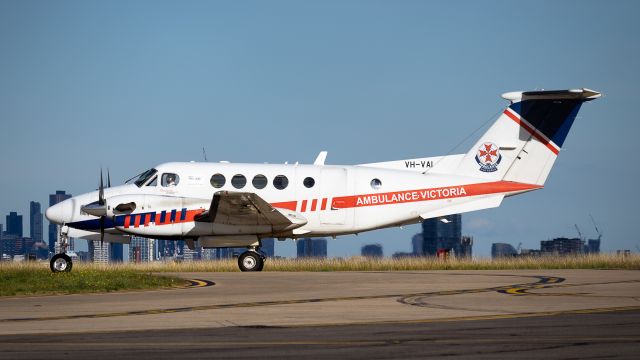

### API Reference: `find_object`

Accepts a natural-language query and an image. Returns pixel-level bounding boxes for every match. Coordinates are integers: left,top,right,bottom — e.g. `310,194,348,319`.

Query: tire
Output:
238,251,264,272
50,253,73,273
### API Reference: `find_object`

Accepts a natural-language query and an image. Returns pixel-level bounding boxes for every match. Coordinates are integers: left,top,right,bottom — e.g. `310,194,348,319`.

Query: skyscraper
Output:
296,238,327,258
411,233,423,256
261,238,275,257
129,236,155,262
49,191,71,254
110,243,123,262
89,241,110,263
6,212,23,237
422,214,462,256
361,243,383,257
30,202,43,242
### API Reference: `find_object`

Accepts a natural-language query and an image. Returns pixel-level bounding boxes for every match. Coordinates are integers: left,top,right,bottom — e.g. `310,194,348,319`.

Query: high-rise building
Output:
261,238,275,257
30,202,43,242
586,239,601,254
540,238,584,255
157,240,176,259
129,237,155,262
110,243,124,262
49,191,71,254
361,243,383,257
491,243,517,258
6,212,23,237
421,214,466,256
296,238,327,258
89,241,110,263
411,233,423,256
201,248,216,260
460,236,473,258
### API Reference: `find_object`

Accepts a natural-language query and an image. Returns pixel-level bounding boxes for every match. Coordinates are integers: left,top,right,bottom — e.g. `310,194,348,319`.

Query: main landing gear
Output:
238,248,266,272
50,225,72,273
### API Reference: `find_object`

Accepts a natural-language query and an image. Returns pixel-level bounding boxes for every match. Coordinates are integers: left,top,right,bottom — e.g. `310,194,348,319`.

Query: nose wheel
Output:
50,253,73,273
238,251,265,272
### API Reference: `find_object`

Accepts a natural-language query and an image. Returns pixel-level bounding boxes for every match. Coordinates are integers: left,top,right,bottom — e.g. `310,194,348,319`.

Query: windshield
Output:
132,169,158,187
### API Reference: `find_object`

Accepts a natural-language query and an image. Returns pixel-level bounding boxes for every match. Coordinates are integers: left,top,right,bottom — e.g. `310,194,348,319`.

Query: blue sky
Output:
1,0,638,257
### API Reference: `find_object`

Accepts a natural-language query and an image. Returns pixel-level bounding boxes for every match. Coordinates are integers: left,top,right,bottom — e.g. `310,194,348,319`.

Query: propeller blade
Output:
107,169,111,188
100,217,105,246
99,169,105,206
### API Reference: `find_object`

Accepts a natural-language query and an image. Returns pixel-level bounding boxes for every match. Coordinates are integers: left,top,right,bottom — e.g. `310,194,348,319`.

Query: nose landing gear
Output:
50,253,72,272
50,225,72,273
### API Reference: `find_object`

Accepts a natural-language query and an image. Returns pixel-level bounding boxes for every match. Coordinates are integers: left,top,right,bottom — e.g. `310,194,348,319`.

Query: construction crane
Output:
589,214,603,241
574,224,584,241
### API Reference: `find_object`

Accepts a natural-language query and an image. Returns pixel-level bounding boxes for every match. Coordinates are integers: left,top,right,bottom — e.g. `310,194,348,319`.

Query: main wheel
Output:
238,251,264,272
50,253,72,273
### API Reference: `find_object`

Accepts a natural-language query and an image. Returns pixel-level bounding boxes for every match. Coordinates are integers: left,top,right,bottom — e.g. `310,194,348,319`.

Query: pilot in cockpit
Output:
166,174,177,187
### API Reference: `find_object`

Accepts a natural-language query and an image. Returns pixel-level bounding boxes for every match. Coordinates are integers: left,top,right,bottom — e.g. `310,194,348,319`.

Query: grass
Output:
1,254,637,297
137,253,639,272
0,262,183,297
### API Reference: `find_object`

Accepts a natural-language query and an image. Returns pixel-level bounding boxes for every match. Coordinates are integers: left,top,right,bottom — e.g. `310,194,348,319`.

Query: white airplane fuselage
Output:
48,161,539,240
44,88,601,271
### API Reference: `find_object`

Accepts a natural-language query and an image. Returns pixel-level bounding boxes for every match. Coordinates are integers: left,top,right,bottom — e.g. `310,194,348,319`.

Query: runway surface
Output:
1,270,639,358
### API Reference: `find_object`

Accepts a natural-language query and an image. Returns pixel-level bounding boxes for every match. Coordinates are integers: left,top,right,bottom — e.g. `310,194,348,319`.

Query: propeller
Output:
80,169,109,247
99,169,105,246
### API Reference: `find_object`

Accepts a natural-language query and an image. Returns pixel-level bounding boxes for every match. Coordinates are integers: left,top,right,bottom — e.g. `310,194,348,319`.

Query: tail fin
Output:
455,88,601,185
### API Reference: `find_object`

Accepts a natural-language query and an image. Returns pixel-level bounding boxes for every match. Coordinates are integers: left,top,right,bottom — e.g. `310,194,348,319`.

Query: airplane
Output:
45,88,601,272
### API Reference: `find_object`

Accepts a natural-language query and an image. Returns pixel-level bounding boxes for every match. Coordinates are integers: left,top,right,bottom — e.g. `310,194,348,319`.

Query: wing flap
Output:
195,191,307,231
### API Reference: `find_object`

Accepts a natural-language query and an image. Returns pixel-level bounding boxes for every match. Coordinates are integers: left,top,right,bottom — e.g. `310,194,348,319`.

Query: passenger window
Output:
252,174,268,189
370,178,382,190
210,174,226,188
161,173,180,187
146,176,157,186
231,174,247,189
273,175,289,190
303,177,315,188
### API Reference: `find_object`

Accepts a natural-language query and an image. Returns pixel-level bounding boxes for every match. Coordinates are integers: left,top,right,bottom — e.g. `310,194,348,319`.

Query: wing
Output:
194,191,307,232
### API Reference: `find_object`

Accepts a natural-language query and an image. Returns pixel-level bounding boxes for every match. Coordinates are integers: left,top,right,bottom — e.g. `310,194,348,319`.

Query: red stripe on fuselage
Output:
301,200,307,212
332,181,541,209
503,109,560,155
116,182,539,230
271,201,297,211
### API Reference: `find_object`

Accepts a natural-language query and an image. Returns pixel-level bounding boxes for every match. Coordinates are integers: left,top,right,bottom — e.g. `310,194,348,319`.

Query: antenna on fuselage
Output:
202,147,208,162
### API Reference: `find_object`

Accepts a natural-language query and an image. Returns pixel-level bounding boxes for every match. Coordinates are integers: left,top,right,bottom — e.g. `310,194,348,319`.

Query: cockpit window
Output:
133,169,158,187
161,173,180,187
146,175,157,186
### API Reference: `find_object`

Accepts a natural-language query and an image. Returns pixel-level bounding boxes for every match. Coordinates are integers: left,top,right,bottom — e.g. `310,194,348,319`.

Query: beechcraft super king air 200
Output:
45,88,601,272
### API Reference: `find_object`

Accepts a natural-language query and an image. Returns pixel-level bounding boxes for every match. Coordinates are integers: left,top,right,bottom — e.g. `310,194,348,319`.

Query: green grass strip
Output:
0,265,182,297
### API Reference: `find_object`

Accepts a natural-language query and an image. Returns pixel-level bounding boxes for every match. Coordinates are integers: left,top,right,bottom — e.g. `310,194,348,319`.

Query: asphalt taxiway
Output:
1,270,639,358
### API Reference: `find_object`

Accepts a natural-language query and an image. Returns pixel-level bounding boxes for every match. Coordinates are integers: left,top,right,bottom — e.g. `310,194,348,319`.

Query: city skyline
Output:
1,1,639,257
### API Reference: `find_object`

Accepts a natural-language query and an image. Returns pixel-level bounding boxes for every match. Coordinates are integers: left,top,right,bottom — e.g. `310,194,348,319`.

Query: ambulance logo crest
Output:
475,142,501,172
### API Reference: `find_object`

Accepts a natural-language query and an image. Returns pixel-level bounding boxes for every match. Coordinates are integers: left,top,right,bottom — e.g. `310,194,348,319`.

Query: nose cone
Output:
45,199,73,225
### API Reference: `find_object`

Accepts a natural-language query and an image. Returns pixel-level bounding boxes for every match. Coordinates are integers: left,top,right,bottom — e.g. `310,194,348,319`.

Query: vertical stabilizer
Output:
455,89,600,185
